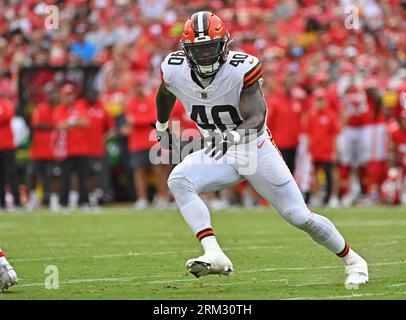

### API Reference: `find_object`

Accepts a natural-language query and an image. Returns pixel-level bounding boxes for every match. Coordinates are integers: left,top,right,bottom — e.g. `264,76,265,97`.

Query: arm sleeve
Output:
160,54,175,93
242,56,263,89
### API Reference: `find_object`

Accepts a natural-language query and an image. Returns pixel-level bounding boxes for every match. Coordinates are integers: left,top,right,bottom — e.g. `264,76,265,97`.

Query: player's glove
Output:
205,130,241,160
150,123,179,153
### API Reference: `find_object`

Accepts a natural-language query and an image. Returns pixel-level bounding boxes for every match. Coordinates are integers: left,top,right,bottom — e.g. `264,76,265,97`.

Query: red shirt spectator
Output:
171,99,199,140
266,91,303,149
305,90,341,162
86,100,114,157
52,103,69,160
388,118,406,173
125,91,157,152
337,81,372,127
66,101,90,157
30,102,55,160
0,97,15,151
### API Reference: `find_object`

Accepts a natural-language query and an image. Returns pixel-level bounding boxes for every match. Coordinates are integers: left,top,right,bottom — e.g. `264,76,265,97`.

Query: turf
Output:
0,206,405,300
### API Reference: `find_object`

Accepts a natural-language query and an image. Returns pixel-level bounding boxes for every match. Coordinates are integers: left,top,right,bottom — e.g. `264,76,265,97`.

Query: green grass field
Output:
0,206,405,300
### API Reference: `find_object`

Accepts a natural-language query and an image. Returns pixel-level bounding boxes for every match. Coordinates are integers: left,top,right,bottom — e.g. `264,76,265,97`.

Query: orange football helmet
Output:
180,11,231,78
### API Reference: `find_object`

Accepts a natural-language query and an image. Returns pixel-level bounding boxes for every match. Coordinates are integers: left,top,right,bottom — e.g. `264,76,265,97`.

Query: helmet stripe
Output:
198,12,204,32
202,11,208,35
193,11,209,37
193,13,200,34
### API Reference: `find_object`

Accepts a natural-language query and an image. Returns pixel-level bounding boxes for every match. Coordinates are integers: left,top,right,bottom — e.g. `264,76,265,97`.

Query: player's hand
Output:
205,131,239,160
150,124,179,153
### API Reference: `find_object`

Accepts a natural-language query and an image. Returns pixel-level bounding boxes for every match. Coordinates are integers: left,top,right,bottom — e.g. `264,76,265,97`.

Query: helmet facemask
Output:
181,36,230,78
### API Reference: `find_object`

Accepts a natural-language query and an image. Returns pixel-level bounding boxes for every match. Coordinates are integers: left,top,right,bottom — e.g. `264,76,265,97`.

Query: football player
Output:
387,109,406,204
336,65,373,206
153,11,368,288
0,249,17,292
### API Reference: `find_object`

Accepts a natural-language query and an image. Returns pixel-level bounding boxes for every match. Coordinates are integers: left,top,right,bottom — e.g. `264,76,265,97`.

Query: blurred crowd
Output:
0,0,406,212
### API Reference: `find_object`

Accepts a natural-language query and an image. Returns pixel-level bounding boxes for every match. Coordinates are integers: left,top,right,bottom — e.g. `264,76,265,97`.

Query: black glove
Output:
204,131,239,160
150,123,179,153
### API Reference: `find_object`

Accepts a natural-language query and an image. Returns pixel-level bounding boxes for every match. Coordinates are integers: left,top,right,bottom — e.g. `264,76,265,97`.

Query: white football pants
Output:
168,132,347,254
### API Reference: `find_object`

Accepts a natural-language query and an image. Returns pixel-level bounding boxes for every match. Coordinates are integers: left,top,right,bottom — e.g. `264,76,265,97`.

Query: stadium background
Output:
0,0,406,210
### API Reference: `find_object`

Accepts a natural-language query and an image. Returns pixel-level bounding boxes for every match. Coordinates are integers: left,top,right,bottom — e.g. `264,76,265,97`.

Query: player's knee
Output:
167,176,197,197
167,176,182,195
282,207,312,229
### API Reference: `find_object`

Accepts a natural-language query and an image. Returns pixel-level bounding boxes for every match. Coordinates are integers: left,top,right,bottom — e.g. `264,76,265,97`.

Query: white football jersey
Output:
161,50,264,137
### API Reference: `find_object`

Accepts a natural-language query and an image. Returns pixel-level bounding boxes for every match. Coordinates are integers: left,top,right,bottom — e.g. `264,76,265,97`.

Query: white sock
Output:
168,177,224,254
301,213,346,254
341,249,361,265
168,177,212,234
201,236,222,253
0,256,9,265
178,199,212,234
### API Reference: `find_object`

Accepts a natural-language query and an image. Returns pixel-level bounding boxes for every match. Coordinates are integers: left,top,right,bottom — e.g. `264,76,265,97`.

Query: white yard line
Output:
147,278,288,285
294,281,342,287
335,219,406,227
13,256,67,262
15,260,406,290
285,291,406,300
372,240,400,247
0,223,16,229
388,283,406,287
11,245,279,262
18,274,184,287
13,245,406,273
19,276,289,288
239,260,406,274
202,279,288,287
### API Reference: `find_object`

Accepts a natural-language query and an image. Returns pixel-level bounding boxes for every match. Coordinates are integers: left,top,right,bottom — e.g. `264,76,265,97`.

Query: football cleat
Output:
343,252,368,289
0,264,18,292
186,251,233,278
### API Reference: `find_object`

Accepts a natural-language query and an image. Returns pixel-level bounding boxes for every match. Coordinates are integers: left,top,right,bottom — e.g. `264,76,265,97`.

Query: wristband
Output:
229,130,241,144
155,121,169,131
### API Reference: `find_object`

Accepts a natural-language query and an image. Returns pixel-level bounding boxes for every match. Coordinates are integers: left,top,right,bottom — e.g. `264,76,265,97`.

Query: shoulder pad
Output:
161,51,187,85
228,51,262,89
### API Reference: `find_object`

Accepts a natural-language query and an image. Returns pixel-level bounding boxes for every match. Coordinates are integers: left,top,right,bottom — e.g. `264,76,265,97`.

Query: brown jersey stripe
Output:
243,71,263,88
243,61,261,81
244,66,262,82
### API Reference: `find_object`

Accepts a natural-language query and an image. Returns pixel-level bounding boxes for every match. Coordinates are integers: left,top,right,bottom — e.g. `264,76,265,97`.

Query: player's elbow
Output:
249,113,266,131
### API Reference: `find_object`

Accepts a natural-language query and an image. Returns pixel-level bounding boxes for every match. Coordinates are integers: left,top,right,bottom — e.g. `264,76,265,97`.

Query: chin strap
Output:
197,62,221,77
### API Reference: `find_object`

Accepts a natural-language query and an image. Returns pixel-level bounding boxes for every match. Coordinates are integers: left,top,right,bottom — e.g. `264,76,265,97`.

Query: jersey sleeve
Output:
160,52,176,89
241,55,263,89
